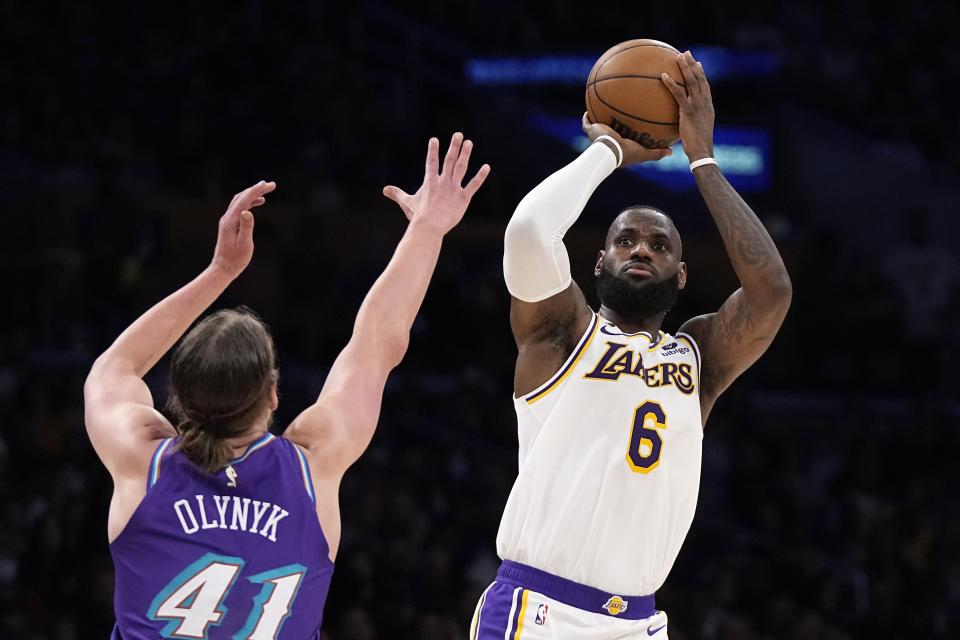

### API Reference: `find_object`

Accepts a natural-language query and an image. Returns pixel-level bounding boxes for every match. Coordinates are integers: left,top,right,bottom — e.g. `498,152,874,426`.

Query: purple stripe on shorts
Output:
473,582,522,639
496,560,656,620
510,587,524,633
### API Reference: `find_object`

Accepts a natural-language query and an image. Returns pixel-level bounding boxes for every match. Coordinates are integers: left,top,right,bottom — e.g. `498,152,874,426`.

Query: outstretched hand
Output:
581,113,673,167
211,180,276,278
661,51,716,162
383,133,491,235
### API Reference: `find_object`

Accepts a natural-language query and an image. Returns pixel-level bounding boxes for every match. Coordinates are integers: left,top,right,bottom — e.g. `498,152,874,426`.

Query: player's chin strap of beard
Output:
597,268,681,317
504,139,620,303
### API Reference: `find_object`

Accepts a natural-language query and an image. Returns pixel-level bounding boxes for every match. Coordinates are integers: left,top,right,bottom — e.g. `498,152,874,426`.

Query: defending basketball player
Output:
83,133,489,638
470,51,791,638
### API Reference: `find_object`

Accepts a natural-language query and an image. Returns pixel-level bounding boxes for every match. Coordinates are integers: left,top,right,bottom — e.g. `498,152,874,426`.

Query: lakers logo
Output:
602,596,628,615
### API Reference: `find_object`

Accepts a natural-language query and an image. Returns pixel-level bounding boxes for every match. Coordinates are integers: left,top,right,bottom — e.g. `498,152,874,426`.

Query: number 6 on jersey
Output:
626,401,667,473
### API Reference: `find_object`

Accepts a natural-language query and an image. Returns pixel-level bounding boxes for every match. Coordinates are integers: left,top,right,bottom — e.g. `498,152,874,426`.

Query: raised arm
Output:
505,119,672,396
663,52,792,415
83,181,277,480
284,133,489,474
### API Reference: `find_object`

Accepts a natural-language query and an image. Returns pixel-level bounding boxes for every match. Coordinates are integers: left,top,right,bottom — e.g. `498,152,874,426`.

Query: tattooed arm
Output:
681,166,792,417
664,52,792,422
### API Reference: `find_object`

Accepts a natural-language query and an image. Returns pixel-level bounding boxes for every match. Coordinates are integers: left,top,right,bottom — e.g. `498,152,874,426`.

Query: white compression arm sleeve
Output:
503,140,619,302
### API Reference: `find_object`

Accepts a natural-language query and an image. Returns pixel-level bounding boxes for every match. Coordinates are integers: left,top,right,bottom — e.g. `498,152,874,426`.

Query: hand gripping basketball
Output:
383,132,491,235
660,51,716,163
581,112,673,167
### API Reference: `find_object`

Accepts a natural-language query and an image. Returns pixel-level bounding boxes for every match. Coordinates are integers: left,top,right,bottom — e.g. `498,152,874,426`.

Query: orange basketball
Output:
585,39,683,149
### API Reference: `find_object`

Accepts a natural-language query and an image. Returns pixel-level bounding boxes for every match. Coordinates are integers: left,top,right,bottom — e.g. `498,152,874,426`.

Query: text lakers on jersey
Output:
584,340,695,393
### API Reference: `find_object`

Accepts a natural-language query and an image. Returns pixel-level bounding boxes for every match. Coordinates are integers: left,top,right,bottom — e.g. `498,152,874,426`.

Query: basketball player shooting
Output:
470,51,791,638
82,133,488,639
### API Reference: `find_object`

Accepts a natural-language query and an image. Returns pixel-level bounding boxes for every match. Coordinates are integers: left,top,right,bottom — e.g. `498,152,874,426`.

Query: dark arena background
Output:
3,2,960,638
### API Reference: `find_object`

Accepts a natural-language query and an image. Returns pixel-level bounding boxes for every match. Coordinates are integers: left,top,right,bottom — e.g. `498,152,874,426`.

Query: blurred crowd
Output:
2,2,959,639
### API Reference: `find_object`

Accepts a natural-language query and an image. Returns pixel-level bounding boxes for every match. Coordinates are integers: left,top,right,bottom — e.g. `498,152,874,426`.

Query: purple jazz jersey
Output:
109,434,334,639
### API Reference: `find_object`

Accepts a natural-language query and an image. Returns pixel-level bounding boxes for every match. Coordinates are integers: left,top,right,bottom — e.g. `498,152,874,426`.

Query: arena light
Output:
466,47,779,85
530,115,772,192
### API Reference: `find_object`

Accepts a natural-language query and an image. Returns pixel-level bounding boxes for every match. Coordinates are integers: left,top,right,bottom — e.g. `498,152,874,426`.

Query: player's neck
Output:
597,305,665,336
224,423,271,456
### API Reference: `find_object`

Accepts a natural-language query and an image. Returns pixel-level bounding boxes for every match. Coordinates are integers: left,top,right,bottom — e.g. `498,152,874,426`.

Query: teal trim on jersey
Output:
147,552,245,639
228,433,276,465
232,564,308,640
293,444,316,503
148,438,175,489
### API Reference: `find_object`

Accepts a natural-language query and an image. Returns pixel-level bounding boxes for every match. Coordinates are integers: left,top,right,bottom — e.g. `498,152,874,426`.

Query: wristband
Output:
689,157,718,172
594,135,623,167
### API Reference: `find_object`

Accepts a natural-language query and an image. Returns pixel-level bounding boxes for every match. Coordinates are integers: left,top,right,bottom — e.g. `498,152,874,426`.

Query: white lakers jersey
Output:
496,312,703,596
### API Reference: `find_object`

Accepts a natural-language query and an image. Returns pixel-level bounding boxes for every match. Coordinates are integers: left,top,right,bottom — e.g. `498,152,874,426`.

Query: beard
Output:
596,266,681,317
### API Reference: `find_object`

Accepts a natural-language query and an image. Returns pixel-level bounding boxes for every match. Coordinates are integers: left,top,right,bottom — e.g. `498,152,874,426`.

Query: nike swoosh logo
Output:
648,624,667,636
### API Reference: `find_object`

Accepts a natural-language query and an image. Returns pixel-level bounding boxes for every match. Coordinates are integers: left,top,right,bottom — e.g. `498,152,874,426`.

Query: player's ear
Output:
595,251,605,277
268,382,279,411
677,261,687,289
